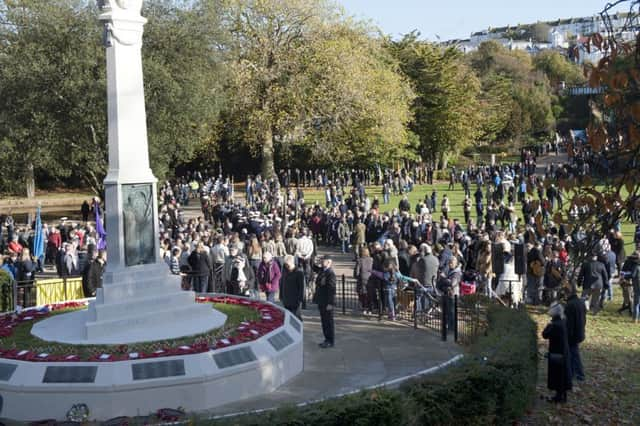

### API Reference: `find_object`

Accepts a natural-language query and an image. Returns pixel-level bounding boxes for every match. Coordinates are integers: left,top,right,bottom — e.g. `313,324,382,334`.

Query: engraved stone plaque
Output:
268,331,294,352
122,184,155,266
289,315,301,333
213,347,257,369
131,360,185,380
0,363,17,381
43,366,98,383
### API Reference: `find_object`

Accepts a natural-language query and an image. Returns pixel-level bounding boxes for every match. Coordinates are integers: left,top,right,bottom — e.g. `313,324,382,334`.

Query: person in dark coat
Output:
397,240,411,276
82,249,97,297
368,242,388,314
565,289,587,382
188,242,211,293
577,254,609,314
542,303,572,403
313,256,336,348
354,246,373,313
15,248,36,305
280,255,305,320
15,248,36,285
80,200,91,223
410,244,439,311
83,250,106,298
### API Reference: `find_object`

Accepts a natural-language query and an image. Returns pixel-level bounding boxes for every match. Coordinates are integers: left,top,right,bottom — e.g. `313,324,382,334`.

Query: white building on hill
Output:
447,13,632,62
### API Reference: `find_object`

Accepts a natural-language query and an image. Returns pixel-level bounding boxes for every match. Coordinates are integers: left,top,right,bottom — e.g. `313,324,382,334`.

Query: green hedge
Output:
0,270,13,312
207,305,537,426
404,305,538,425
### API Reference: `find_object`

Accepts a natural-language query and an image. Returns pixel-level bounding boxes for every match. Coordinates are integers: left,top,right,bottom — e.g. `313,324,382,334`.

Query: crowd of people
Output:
1,139,640,366
0,207,107,301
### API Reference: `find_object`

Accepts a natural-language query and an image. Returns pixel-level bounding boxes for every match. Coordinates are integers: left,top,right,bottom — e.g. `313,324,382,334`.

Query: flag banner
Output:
33,206,44,260
95,203,107,251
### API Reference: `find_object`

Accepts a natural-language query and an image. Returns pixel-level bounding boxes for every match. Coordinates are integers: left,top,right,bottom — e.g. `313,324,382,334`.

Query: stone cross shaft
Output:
99,0,160,272
75,0,227,342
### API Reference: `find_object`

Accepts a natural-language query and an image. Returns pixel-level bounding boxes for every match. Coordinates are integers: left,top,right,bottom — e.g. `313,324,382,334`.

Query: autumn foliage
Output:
552,1,640,269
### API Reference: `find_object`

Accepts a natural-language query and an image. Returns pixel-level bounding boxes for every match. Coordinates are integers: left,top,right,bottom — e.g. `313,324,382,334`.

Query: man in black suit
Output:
313,256,336,348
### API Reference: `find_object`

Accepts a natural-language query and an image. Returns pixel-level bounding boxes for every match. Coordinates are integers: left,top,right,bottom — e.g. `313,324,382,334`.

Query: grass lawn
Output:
523,294,640,425
300,182,639,254
0,303,260,360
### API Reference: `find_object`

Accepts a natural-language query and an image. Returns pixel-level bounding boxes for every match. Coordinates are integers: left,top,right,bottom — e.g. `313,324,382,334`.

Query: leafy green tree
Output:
532,22,551,43
0,0,104,196
533,50,585,87
391,33,481,169
222,0,413,177
476,73,512,144
296,22,415,168
221,0,324,178
0,0,225,195
469,41,556,145
142,0,227,179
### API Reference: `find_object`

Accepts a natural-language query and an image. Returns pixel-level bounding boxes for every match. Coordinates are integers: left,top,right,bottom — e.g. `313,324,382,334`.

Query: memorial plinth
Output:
32,265,227,344
1,298,304,421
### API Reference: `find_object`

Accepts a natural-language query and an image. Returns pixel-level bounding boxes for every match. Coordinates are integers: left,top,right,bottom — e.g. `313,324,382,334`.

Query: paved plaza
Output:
206,311,460,417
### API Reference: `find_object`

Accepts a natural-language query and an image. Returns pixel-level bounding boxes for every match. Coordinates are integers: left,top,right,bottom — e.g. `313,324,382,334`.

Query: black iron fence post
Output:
413,286,418,329
21,282,27,309
12,280,17,311
441,295,447,341
341,274,346,315
454,295,459,343
378,279,383,321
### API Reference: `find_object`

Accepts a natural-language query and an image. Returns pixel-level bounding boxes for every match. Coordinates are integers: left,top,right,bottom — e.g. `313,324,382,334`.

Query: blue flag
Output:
33,206,44,260
95,202,107,251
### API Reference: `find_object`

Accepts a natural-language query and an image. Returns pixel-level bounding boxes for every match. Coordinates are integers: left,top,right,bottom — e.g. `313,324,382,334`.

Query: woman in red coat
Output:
46,229,62,264
7,237,23,255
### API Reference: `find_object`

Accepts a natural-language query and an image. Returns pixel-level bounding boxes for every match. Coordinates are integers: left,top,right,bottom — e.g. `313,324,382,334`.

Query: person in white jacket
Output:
497,240,523,306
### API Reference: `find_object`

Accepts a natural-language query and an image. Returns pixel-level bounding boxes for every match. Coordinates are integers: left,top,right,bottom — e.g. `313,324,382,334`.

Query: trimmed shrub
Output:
404,305,537,425
0,270,13,312
214,390,409,426
207,305,537,426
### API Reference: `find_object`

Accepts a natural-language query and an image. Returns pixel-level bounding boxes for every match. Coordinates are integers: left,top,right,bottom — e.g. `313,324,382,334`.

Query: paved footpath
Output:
535,151,568,173
204,311,460,418
201,245,460,418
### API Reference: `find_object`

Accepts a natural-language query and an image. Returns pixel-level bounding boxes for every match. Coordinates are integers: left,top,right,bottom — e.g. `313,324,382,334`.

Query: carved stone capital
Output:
99,0,146,46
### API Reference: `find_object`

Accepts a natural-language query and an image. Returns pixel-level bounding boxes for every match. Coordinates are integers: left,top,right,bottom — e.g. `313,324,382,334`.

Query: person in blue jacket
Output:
371,261,419,320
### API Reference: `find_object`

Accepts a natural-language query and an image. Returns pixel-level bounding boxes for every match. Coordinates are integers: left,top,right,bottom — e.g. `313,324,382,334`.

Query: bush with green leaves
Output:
207,304,537,426
0,270,13,312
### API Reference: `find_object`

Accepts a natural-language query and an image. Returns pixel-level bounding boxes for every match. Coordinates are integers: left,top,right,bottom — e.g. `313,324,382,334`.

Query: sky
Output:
338,0,628,41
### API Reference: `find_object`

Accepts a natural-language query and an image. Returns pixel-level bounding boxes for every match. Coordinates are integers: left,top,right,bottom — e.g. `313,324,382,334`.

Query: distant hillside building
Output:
446,13,633,63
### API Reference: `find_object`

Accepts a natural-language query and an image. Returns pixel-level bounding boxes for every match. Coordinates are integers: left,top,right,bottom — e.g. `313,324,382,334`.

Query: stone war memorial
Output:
0,0,303,421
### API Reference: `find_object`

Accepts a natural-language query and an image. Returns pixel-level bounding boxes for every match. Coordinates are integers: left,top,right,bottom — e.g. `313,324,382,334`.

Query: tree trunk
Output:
26,162,35,199
261,127,276,179
438,152,448,171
